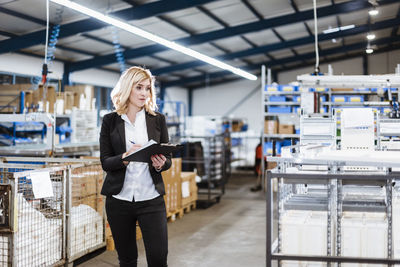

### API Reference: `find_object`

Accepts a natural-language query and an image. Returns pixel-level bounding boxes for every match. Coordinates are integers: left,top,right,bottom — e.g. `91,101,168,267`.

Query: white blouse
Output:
112,109,160,202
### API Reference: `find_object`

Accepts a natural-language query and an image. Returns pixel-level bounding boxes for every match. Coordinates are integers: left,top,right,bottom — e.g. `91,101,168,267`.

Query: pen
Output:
130,140,135,144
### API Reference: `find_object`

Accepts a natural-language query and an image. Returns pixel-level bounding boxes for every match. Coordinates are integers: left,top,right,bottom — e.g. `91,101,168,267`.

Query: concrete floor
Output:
76,171,266,267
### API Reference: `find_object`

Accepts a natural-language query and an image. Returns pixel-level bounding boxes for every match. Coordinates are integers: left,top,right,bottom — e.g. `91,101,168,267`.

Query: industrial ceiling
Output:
0,0,399,89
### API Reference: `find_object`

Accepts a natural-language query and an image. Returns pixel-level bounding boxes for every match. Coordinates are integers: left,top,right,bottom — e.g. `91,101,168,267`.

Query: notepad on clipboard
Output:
122,139,182,163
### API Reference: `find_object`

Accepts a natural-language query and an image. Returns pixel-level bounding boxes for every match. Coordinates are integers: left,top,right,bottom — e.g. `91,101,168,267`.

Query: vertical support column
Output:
363,54,368,75
19,91,25,114
106,88,112,111
95,87,101,127
188,88,193,116
62,63,71,92
261,65,266,189
159,85,166,113
266,170,272,267
387,179,393,260
336,178,342,265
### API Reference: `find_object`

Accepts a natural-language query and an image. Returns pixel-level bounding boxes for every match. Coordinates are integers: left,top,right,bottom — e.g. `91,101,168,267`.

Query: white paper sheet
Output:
342,108,374,128
181,181,190,198
29,171,54,199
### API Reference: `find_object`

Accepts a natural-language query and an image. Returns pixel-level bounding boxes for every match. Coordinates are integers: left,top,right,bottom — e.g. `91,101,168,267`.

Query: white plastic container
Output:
341,212,387,267
281,210,327,267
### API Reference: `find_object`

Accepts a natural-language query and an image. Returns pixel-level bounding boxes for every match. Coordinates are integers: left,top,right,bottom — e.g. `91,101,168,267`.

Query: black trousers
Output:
105,196,168,267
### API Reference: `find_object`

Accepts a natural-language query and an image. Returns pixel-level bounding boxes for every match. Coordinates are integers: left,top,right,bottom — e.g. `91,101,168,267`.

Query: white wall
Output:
278,57,363,84
0,52,120,87
192,79,262,135
70,69,119,88
162,86,188,117
0,53,64,80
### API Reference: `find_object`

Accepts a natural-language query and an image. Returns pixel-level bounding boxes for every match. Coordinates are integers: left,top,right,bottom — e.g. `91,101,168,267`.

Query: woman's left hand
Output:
151,154,166,171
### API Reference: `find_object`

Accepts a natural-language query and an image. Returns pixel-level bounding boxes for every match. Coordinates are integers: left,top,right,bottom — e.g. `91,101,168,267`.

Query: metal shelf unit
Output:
266,156,400,267
180,134,228,208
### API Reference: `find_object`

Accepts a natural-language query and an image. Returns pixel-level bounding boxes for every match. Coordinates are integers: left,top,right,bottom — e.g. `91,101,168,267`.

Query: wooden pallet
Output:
182,201,196,213
167,208,184,222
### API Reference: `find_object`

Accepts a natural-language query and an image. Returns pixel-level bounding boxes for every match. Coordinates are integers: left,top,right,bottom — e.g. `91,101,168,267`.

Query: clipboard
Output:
122,140,183,163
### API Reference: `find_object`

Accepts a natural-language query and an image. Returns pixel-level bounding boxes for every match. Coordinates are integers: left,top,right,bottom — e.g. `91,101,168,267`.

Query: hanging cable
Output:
111,27,127,73
45,0,49,65
313,0,320,74
33,3,63,88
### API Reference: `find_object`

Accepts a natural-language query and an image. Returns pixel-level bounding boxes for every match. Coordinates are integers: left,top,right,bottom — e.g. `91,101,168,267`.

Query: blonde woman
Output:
100,66,170,267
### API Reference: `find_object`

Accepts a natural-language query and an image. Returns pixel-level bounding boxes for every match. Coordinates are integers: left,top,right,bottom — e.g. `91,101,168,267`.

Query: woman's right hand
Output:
122,144,142,165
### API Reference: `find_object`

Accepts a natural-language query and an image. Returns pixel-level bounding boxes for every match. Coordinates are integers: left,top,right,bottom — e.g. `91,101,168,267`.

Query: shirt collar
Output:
121,108,145,124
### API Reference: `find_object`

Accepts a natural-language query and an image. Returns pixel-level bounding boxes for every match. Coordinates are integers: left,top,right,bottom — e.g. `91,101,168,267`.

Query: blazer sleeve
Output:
159,113,172,172
100,114,126,172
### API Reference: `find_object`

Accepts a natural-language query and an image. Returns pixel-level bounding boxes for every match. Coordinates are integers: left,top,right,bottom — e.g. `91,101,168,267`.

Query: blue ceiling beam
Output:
153,17,400,75
163,35,400,87
68,0,398,72
0,0,217,54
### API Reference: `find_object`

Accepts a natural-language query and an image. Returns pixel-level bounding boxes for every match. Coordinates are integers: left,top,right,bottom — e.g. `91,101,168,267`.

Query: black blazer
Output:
99,111,171,196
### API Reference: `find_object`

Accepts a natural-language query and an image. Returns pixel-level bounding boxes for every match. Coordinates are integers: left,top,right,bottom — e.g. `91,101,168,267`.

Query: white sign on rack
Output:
29,171,54,199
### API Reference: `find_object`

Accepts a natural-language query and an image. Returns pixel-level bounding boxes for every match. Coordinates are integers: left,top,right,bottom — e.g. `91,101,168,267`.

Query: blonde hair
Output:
111,66,157,116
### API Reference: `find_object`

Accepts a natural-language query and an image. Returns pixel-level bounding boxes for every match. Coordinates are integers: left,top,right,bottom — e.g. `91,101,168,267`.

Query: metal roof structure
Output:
0,0,399,89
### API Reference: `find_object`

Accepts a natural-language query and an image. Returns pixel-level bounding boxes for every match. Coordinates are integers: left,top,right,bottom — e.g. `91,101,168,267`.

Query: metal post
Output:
266,170,272,267
19,91,25,114
386,179,393,260
261,65,266,190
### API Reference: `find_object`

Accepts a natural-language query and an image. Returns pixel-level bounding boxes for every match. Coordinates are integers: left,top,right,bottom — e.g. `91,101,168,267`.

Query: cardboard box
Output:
180,172,198,206
264,120,278,134
65,91,74,111
161,164,182,213
278,124,294,134
65,85,94,109
171,158,182,178
267,161,277,170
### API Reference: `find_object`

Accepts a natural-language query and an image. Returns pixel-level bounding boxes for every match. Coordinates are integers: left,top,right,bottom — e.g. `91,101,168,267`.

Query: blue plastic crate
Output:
268,106,292,113
332,95,347,102
355,88,370,92
348,95,364,102
279,85,298,92
263,141,282,155
265,85,280,92
269,96,286,102
293,96,301,102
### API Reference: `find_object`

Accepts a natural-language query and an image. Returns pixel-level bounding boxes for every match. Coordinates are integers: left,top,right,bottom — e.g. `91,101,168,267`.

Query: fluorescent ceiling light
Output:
369,8,379,16
323,24,355,34
366,44,374,54
50,0,257,81
366,33,375,40
366,47,374,54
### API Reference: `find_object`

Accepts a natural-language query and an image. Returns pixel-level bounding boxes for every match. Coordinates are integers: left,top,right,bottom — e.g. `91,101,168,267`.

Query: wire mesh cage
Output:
0,157,106,265
68,163,105,261
0,163,66,267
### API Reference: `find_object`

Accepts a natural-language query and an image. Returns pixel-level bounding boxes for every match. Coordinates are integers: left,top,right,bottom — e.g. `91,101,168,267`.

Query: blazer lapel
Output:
116,115,126,151
146,112,156,142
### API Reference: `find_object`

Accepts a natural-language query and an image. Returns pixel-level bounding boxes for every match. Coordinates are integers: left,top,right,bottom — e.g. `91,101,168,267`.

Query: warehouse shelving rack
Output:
260,66,300,188
266,153,400,266
180,134,228,208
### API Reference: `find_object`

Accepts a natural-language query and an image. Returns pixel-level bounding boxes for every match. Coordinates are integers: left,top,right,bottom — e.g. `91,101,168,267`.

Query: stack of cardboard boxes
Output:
0,84,95,114
264,116,294,134
162,158,182,215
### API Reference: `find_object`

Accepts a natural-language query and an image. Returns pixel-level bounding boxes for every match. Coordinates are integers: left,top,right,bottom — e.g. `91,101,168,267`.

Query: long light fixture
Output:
50,0,257,81
322,24,355,34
